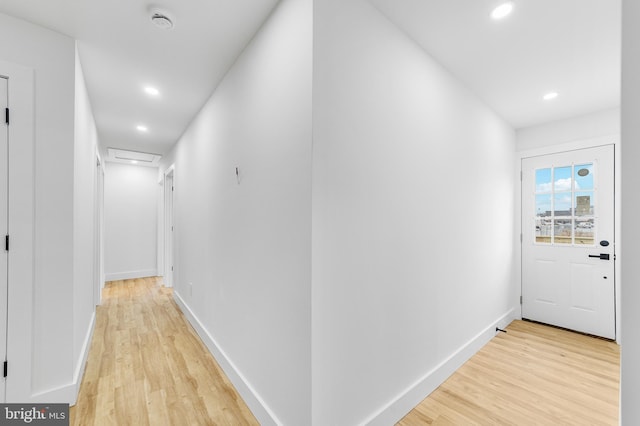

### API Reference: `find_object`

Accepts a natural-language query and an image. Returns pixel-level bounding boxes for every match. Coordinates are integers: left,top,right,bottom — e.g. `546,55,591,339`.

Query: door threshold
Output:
521,318,616,342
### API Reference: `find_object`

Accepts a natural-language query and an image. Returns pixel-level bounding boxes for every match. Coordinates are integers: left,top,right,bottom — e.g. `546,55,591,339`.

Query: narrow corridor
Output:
71,277,257,425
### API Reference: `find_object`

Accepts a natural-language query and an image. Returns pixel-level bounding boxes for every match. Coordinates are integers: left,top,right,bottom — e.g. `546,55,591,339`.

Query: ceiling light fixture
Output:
543,92,559,101
144,86,160,96
150,9,174,30
491,2,514,20
136,125,148,132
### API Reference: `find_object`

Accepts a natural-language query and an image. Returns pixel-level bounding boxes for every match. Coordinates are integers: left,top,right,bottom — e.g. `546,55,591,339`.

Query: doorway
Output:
164,168,174,287
94,155,104,305
521,145,615,339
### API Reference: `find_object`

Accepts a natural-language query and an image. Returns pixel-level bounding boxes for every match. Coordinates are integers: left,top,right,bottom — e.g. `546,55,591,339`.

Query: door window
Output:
534,163,595,245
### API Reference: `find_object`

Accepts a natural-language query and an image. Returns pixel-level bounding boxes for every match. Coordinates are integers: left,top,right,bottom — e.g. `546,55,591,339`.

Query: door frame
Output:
94,153,105,305
163,165,175,287
0,61,36,401
0,75,8,402
515,135,621,343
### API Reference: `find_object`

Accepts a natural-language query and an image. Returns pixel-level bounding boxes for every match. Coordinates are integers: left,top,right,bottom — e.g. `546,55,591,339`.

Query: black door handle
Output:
589,253,610,260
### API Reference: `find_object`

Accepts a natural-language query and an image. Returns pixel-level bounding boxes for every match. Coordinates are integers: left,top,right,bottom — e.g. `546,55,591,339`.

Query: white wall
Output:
312,1,517,424
621,0,640,423
0,12,80,402
73,46,99,394
104,163,158,281
161,0,312,424
516,107,620,152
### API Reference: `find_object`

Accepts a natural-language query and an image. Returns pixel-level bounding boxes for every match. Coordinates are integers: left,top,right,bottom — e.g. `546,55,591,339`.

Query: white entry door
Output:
522,145,615,339
0,77,8,400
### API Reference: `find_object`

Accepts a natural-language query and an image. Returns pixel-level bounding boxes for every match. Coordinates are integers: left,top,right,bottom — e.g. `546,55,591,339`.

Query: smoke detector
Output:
150,9,174,30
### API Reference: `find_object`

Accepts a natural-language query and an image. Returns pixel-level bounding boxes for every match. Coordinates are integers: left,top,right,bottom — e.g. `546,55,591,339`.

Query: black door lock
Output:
588,253,610,260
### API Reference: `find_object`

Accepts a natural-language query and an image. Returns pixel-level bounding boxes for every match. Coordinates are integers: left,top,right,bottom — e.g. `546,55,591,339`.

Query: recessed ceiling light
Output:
131,160,139,164
491,2,514,20
136,125,148,132
144,86,160,96
543,92,559,101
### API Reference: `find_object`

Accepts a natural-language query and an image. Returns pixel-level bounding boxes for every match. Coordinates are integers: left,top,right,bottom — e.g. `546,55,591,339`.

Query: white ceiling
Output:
0,0,621,159
370,0,621,129
0,0,279,157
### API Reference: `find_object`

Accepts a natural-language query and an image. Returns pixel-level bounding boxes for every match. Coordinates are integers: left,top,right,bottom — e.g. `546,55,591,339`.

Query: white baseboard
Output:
173,293,518,425
30,312,96,405
105,269,157,281
72,312,96,405
364,307,519,425
173,291,282,425
29,383,76,404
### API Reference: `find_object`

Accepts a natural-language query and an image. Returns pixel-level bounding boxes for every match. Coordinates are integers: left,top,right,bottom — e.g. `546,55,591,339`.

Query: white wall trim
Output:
516,134,619,158
72,311,95,405
96,151,105,297
156,180,164,283
27,311,95,405
163,164,175,177
515,134,621,344
156,165,173,279
105,269,157,282
1,60,36,403
173,290,282,426
162,165,175,287
363,308,519,426
30,384,75,404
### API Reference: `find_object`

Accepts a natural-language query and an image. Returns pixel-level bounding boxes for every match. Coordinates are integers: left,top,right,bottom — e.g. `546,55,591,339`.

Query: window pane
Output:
575,163,594,190
535,168,552,192
554,219,572,244
575,218,595,245
536,217,552,243
536,194,552,217
575,192,594,216
554,193,572,216
554,166,572,191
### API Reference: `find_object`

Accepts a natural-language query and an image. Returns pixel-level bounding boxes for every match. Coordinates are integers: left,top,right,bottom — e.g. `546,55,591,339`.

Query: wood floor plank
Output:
70,277,258,426
398,320,619,425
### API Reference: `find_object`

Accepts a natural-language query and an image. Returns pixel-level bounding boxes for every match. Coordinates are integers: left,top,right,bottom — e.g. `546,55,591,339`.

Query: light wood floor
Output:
398,320,620,425
71,279,620,425
70,277,258,426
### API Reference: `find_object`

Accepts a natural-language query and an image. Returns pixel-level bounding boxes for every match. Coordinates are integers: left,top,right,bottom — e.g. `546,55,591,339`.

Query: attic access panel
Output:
107,148,162,166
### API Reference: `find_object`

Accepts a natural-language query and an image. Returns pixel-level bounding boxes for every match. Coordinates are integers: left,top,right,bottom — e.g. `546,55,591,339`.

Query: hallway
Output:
71,277,621,425
70,277,257,425
399,320,620,425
